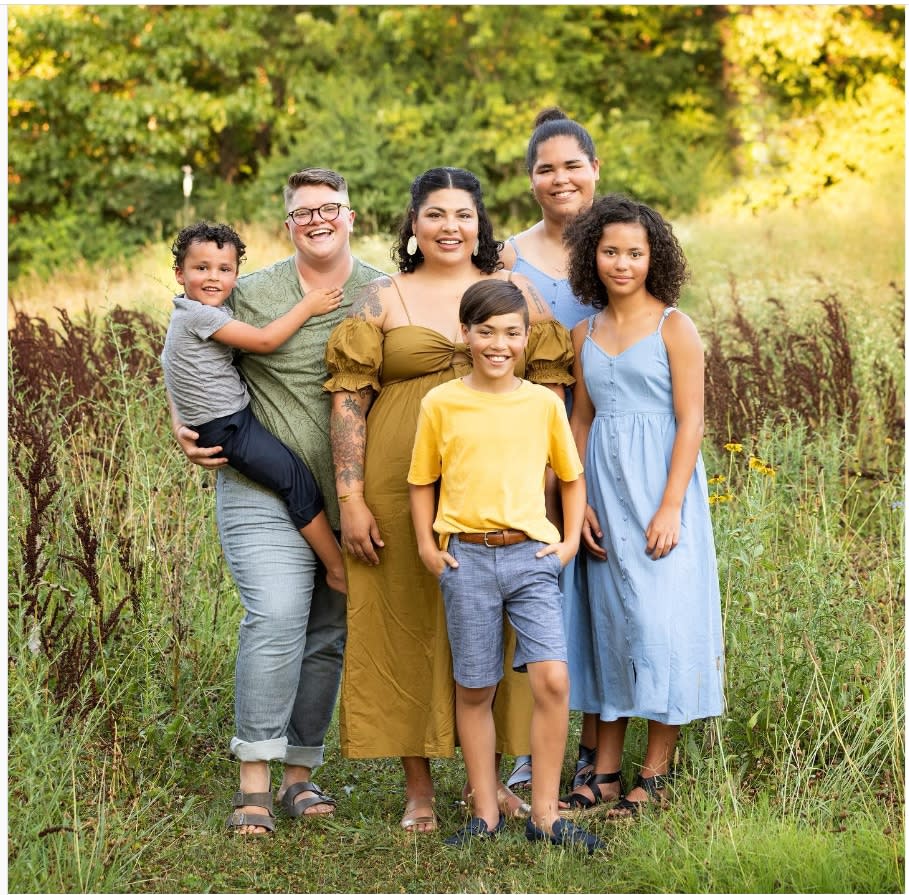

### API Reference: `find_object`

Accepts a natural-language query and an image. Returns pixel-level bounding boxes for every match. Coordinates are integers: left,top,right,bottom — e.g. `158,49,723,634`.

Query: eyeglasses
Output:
285,203,350,226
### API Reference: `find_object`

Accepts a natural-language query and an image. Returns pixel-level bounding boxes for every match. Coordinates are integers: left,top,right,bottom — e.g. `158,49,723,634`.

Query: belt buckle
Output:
483,530,501,548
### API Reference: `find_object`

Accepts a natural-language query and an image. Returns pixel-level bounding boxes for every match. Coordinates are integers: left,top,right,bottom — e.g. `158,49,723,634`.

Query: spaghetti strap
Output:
656,306,677,333
388,276,413,325
587,314,597,336
507,236,523,260
506,269,514,284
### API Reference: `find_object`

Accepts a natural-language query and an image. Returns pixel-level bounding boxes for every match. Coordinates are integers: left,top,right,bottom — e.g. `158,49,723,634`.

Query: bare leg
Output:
561,717,628,808
580,712,598,754
298,510,347,594
606,720,679,817
401,756,437,833
526,660,569,835
456,683,500,829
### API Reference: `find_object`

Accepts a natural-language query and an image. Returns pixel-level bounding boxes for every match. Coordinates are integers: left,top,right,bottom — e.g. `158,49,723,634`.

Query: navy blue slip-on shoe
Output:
444,814,506,847
525,816,605,854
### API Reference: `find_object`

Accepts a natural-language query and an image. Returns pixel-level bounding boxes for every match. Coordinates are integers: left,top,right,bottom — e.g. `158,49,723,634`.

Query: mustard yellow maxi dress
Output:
324,315,574,759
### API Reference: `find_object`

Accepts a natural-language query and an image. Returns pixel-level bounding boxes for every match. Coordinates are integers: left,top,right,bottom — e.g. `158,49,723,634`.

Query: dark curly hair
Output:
525,107,597,172
171,221,247,270
565,194,689,309
391,167,503,275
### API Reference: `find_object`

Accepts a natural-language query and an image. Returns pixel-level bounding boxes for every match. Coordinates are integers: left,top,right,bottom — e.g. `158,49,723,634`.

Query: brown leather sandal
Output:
226,790,276,835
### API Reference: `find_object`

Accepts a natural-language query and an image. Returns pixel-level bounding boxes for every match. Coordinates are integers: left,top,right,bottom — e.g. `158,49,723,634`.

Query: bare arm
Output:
330,387,383,564
645,311,706,560
409,483,457,577
328,277,394,564
211,287,342,353
166,387,228,468
568,321,606,560
535,474,587,567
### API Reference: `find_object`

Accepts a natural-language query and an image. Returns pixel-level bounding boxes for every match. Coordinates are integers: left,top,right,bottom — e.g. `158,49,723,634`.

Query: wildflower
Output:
724,443,744,453
709,492,734,505
748,456,764,470
708,474,726,485
758,465,776,477
885,437,894,445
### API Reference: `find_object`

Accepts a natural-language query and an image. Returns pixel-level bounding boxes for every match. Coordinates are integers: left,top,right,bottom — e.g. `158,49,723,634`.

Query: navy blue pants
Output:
193,405,324,530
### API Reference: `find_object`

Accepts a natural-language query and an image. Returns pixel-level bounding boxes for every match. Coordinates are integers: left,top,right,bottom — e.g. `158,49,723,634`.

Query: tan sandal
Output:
400,797,438,833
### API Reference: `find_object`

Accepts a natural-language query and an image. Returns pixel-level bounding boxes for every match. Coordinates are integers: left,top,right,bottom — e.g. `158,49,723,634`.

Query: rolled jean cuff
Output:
285,744,325,770
230,735,287,763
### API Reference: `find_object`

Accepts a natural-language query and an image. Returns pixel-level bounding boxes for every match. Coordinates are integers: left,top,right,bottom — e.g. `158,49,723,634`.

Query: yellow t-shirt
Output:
408,378,583,547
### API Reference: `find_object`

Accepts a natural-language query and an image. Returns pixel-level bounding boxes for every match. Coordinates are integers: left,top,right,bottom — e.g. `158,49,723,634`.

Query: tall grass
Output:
8,176,904,892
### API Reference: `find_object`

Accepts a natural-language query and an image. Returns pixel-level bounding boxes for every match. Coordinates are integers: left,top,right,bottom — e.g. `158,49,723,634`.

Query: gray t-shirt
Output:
161,295,249,426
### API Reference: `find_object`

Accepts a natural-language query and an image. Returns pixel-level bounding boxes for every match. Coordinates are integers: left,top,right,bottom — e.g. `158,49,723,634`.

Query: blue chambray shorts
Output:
438,536,568,689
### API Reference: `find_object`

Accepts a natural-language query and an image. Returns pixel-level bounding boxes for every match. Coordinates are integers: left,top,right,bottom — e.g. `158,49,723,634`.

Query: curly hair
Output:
390,167,503,275
171,221,247,270
525,107,597,172
565,194,689,309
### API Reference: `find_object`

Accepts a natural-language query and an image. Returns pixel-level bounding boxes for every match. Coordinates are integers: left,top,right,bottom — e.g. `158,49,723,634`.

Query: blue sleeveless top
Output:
507,237,589,330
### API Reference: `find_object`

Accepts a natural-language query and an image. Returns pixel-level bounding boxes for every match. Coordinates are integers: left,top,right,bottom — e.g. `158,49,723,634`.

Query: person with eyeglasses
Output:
168,168,384,835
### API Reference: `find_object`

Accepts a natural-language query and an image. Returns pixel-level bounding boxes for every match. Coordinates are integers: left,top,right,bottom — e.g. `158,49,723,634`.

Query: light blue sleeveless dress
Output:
571,308,725,724
508,237,590,330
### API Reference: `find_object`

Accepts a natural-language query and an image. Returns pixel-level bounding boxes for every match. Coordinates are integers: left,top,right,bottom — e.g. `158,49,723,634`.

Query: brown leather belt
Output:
457,529,529,547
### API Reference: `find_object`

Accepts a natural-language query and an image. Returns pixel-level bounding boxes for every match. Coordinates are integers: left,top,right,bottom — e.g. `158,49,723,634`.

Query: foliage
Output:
8,5,904,280
8,285,904,890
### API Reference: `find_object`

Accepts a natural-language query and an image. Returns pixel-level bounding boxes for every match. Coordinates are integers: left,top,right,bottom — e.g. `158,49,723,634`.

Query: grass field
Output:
7,164,904,893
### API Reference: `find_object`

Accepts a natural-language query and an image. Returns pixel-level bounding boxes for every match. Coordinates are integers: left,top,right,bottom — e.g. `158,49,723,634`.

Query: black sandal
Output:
560,770,625,812
608,773,669,819
572,743,597,790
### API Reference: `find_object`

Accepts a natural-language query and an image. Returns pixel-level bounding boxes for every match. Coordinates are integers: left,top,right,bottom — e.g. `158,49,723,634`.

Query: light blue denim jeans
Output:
216,466,346,768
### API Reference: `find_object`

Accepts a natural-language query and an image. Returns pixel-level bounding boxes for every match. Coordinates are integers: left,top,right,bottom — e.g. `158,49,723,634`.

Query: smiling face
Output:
595,222,651,300
411,188,479,264
530,134,600,223
284,182,355,265
174,240,240,306
461,311,529,390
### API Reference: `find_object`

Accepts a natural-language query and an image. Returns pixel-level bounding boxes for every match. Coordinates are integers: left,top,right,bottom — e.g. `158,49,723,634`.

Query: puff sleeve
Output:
324,317,384,394
524,319,575,387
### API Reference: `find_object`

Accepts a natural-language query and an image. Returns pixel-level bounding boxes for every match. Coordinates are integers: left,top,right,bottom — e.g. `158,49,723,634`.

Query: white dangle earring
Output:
406,235,418,256
472,240,479,257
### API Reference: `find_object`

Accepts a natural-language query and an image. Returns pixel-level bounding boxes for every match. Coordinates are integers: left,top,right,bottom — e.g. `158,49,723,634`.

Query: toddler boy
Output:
162,221,346,592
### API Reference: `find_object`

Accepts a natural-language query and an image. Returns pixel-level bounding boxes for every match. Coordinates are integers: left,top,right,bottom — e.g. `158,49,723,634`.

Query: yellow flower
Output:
758,466,777,477
748,456,765,470
724,443,744,453
885,437,895,445
709,492,734,505
708,474,726,485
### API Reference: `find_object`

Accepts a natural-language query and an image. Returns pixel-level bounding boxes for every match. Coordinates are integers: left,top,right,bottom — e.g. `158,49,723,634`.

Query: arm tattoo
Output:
348,277,389,320
524,280,548,317
330,389,374,489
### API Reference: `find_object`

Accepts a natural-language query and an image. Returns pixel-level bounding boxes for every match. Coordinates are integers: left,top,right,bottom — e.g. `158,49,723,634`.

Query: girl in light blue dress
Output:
561,194,725,818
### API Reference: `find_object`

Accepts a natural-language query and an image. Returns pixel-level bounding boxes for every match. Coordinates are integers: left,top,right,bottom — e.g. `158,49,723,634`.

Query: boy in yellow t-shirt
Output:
408,280,603,854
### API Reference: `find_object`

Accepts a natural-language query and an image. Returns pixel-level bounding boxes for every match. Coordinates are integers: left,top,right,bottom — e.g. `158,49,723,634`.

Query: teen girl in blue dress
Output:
562,194,725,817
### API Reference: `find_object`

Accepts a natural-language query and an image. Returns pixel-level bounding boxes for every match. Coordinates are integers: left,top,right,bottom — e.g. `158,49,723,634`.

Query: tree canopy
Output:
8,4,904,279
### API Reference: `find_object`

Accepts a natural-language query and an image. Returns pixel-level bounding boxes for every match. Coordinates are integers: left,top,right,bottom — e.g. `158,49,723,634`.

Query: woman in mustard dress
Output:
325,167,575,833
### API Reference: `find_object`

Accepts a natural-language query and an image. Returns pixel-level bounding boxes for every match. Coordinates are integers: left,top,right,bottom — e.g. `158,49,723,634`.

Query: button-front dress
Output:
571,308,725,723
